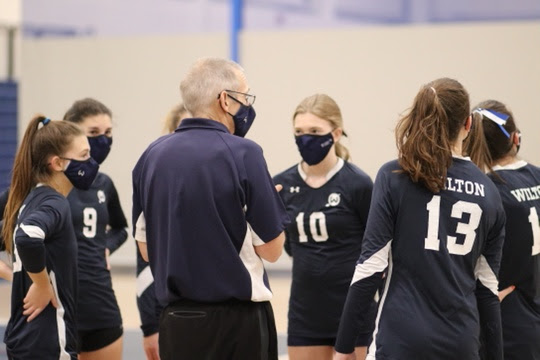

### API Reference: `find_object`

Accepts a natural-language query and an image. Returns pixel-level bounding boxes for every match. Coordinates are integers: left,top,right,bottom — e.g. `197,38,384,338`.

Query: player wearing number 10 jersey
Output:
335,79,505,360
274,94,374,360
466,100,540,360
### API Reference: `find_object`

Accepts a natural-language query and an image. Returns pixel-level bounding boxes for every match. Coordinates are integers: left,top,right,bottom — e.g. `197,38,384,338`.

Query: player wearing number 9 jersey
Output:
273,94,375,360
334,78,506,360
64,99,128,359
465,100,540,360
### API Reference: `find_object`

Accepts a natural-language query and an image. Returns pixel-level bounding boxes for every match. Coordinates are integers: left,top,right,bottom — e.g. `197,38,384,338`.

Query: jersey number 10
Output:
296,212,329,242
425,195,482,255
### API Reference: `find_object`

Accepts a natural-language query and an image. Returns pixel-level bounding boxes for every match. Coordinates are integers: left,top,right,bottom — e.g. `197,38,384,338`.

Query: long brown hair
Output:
63,98,112,123
464,100,517,172
2,115,84,254
293,94,350,161
396,78,470,193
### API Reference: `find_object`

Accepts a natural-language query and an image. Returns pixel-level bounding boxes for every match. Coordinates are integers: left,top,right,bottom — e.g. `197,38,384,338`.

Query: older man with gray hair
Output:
132,57,289,360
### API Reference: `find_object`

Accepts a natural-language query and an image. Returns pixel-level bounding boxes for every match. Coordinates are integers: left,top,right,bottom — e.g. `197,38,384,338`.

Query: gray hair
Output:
180,57,244,116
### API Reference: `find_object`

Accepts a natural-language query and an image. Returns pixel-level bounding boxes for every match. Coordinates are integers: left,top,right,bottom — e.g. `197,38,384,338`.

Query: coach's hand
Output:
143,332,160,360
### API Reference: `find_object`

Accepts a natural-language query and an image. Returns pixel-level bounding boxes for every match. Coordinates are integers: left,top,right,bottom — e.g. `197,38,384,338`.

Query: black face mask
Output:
295,133,334,165
226,95,256,138
88,135,112,164
63,157,100,190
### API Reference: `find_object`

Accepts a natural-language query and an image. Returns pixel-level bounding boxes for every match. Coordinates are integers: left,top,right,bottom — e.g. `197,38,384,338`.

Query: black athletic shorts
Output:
159,299,277,360
78,325,123,353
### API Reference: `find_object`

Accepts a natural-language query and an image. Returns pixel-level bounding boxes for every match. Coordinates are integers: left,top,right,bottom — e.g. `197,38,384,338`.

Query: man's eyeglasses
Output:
217,90,256,106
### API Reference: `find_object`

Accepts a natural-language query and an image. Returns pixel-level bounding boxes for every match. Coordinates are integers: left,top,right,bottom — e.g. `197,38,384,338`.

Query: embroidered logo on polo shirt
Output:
325,193,341,207
97,190,106,204
290,186,300,193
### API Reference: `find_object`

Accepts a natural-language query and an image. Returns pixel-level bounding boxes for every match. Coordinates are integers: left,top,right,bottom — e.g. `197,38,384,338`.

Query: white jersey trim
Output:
238,223,273,301
19,224,46,239
367,248,394,360
492,160,528,171
49,271,71,360
297,157,345,183
452,155,471,161
135,213,146,243
351,241,392,285
474,255,498,296
136,265,155,297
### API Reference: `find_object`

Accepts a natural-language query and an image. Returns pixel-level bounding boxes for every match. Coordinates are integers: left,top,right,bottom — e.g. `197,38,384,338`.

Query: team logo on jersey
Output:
97,190,106,204
325,193,341,207
290,186,300,193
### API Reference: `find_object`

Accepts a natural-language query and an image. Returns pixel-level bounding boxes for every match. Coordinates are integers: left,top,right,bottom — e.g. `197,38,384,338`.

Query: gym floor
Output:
0,268,292,359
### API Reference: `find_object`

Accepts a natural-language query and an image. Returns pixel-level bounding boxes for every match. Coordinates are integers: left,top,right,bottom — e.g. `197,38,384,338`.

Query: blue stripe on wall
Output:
0,82,17,191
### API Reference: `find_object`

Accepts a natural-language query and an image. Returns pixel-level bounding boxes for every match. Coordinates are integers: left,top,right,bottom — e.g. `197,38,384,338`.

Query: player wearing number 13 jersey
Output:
335,79,506,360
466,100,540,360
64,99,128,358
274,94,374,360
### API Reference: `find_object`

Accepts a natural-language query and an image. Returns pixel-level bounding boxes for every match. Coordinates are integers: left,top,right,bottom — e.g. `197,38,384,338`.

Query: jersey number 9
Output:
83,207,97,238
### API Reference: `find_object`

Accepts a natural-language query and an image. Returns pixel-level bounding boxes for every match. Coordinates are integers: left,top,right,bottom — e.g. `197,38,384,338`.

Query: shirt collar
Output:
297,157,345,182
176,118,229,133
452,155,471,161
492,160,528,171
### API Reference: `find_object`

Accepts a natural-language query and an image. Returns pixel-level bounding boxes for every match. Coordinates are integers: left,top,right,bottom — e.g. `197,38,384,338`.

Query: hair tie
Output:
430,87,437,94
473,108,511,138
37,117,51,130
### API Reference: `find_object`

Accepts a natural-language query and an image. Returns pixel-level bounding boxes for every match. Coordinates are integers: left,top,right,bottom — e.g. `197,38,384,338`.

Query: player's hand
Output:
143,333,160,360
334,351,356,360
23,281,58,321
275,184,283,192
499,285,515,302
0,260,13,281
105,248,111,270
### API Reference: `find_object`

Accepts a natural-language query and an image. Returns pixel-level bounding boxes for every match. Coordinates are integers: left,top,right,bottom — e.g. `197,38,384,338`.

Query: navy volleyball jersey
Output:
273,158,374,339
5,185,78,359
132,118,290,306
489,161,540,359
335,157,506,360
136,248,161,337
67,172,127,331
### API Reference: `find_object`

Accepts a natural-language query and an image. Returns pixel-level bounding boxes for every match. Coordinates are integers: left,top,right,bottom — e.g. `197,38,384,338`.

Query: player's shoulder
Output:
341,161,372,184
273,163,298,183
375,159,401,178
28,186,70,213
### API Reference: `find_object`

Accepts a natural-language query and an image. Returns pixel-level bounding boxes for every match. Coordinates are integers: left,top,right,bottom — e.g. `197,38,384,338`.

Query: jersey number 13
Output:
425,195,482,255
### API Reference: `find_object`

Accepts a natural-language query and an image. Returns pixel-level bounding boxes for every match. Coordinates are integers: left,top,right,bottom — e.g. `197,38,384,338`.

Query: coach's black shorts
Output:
78,326,123,353
159,299,278,360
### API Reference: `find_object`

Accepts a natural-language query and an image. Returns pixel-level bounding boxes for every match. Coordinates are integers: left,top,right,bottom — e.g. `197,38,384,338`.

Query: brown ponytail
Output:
293,93,350,161
463,112,492,173
2,116,83,254
396,78,470,193
464,100,516,172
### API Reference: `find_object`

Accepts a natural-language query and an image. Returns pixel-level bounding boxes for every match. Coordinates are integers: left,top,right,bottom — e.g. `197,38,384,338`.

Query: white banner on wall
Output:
21,0,540,37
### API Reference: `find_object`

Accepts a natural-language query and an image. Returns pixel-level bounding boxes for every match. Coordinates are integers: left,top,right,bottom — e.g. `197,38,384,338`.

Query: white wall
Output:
0,0,21,80
19,21,540,265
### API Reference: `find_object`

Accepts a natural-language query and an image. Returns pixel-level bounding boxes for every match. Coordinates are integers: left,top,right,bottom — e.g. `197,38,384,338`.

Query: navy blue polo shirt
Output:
132,118,290,306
